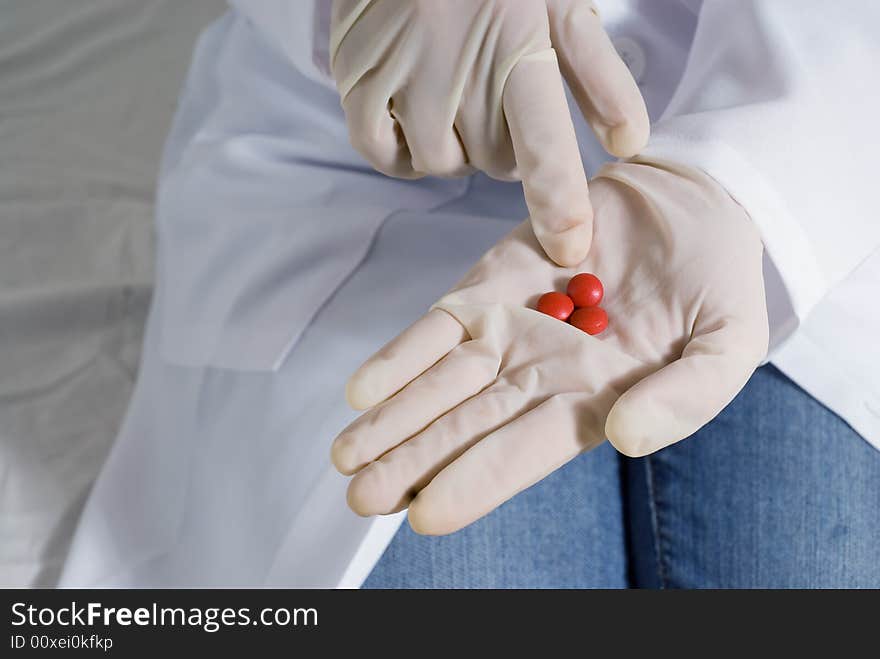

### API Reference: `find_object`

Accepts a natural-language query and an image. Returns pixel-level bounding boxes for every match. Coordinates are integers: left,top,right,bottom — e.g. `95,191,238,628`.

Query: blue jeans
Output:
364,365,880,588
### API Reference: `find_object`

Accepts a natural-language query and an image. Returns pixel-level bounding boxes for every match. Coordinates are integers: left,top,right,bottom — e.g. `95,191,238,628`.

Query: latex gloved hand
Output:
330,0,649,266
331,160,769,535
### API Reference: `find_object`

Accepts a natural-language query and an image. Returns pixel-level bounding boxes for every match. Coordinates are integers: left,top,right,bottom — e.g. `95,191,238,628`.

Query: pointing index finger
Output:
503,49,593,267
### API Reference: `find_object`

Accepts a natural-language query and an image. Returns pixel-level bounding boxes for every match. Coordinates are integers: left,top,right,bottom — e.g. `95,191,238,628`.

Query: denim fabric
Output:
364,365,880,588
364,442,626,588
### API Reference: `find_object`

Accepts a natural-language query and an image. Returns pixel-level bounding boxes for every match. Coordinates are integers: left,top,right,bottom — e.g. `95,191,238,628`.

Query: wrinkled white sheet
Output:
0,0,225,586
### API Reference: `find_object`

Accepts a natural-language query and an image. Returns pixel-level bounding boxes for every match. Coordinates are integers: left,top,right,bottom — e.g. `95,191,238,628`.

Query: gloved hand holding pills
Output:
332,159,769,535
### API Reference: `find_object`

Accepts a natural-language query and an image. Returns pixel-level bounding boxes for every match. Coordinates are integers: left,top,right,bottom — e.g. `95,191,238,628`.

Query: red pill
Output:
536,292,574,321
569,306,608,335
567,273,604,308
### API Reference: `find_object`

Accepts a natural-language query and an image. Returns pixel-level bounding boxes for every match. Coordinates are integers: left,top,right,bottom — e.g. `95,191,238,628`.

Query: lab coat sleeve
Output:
640,0,880,331
226,0,333,85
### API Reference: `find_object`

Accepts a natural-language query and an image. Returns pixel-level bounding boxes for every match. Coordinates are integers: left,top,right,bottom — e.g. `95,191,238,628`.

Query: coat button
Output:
612,36,646,84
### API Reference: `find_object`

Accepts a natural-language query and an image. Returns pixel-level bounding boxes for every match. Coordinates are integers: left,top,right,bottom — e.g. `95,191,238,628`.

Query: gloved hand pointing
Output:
330,0,650,266
331,160,769,535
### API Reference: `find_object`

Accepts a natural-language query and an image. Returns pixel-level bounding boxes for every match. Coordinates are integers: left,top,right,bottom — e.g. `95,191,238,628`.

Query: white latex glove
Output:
331,160,769,535
330,0,650,266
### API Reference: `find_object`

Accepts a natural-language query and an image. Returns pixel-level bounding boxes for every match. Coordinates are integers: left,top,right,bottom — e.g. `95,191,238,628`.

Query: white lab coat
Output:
60,0,880,587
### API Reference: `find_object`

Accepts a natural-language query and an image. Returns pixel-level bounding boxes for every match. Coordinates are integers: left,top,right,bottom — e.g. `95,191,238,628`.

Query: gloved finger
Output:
548,0,649,157
604,319,769,458
341,82,420,179
332,340,499,476
503,50,593,267
454,105,518,182
454,67,518,181
407,392,606,535
390,93,473,178
328,0,370,45
346,383,526,517
345,309,468,411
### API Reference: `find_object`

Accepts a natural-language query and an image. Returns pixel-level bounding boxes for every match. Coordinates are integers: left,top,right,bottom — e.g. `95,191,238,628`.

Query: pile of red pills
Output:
536,273,608,335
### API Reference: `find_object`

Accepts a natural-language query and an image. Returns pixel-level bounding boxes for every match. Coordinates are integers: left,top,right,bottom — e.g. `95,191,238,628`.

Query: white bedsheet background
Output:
0,0,225,586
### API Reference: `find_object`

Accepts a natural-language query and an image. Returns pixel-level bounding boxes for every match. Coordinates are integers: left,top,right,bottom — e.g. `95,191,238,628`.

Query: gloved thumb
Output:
548,0,650,158
605,320,768,457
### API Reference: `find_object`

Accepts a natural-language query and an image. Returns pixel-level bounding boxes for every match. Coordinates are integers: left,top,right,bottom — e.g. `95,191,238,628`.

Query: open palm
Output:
332,160,769,535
